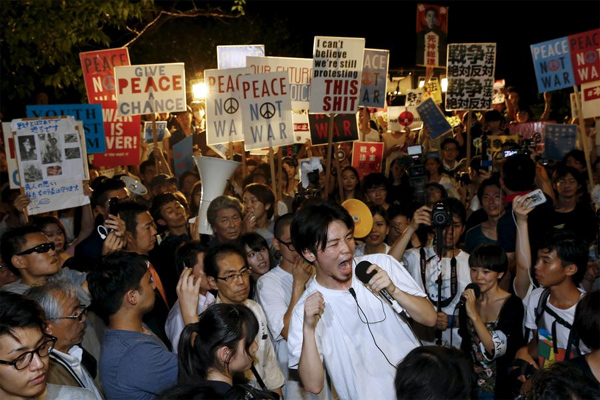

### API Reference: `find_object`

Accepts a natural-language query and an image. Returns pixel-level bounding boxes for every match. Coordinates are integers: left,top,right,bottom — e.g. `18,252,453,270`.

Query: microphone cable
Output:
348,287,396,369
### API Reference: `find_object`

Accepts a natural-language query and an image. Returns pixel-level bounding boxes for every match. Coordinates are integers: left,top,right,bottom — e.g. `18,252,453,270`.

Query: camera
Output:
431,202,451,227
406,145,428,206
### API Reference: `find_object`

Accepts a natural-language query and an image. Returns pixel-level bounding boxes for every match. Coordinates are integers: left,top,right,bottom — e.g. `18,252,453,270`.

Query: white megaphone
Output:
194,156,241,235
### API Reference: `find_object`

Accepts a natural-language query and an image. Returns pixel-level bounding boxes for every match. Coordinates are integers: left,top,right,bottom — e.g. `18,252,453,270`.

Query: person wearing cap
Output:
150,174,178,197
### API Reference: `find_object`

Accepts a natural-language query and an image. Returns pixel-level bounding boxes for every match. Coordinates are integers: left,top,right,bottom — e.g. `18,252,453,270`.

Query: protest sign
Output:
581,80,600,119
508,122,547,154
416,3,448,67
493,80,505,104
421,77,443,105
293,112,311,143
2,122,20,189
568,29,600,85
416,97,452,139
359,49,389,108
405,89,424,107
217,45,265,69
351,141,384,180
26,104,105,154
115,63,186,117
239,71,295,151
79,48,141,167
308,114,358,145
143,121,168,143
387,106,423,132
446,43,496,110
531,37,575,93
309,36,365,114
246,56,312,109
544,124,577,161
11,117,89,215
205,67,252,145
173,135,194,178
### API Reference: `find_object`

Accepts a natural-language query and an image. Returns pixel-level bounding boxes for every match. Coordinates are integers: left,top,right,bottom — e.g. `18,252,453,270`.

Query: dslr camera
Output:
406,145,428,206
431,202,452,227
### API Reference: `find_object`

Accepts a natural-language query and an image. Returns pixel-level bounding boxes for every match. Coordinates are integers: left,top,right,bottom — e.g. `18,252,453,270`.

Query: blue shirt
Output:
99,328,177,400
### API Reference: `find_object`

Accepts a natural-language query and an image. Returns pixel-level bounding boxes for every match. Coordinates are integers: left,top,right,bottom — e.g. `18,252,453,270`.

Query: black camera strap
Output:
419,247,458,309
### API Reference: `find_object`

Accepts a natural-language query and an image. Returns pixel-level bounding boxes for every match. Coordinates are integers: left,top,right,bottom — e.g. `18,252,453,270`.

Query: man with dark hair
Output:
363,173,389,210
516,230,590,374
117,201,170,346
203,244,284,396
287,201,436,399
165,241,214,353
256,213,321,399
0,291,96,399
25,280,103,399
149,174,177,197
87,251,178,399
75,177,128,266
401,197,471,348
440,137,462,176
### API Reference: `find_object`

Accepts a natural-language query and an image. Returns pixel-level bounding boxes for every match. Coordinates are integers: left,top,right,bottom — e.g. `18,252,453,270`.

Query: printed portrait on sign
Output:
416,3,448,67
39,133,62,164
18,135,37,161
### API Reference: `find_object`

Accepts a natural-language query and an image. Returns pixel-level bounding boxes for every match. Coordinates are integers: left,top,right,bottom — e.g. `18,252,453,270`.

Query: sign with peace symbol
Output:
260,102,276,119
224,98,239,114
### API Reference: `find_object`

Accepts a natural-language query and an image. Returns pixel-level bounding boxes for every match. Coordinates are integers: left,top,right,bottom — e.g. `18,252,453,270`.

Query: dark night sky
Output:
247,0,600,105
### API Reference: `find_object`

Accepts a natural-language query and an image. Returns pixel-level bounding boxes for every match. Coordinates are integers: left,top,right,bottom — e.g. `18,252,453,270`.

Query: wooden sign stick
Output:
573,85,595,191
324,114,335,199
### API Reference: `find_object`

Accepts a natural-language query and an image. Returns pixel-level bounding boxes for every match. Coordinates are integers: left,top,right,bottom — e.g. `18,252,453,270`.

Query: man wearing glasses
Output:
0,291,95,399
203,244,284,396
26,279,103,399
440,138,463,177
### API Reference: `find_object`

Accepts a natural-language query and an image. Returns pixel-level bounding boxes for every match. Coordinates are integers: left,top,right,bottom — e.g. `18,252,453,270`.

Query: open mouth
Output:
339,259,352,275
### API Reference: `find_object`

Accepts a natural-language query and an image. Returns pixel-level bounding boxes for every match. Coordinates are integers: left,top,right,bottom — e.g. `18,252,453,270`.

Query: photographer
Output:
399,198,471,348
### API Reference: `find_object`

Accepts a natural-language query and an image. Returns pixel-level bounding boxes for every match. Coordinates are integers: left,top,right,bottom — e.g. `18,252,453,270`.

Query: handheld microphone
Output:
455,283,481,309
355,261,403,315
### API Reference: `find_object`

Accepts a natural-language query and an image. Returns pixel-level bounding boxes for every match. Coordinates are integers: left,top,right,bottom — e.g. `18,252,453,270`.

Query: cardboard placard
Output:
217,45,265,69
351,141,384,180
531,37,575,93
416,3,449,67
308,114,358,145
359,49,389,108
309,36,365,114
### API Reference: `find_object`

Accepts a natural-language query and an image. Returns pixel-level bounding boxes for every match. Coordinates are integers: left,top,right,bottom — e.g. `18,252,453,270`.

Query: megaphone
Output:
194,156,241,235
342,199,373,239
120,175,148,196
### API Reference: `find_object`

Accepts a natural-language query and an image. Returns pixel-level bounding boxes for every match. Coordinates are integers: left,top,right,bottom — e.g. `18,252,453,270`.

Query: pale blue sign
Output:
416,97,452,140
359,49,389,108
531,37,575,93
544,123,577,161
217,45,265,69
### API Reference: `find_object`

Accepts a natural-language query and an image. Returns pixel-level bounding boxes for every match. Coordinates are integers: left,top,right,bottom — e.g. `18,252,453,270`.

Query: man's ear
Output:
272,238,281,252
207,276,218,291
124,231,135,249
11,255,28,271
302,249,316,263
124,289,138,306
564,263,578,279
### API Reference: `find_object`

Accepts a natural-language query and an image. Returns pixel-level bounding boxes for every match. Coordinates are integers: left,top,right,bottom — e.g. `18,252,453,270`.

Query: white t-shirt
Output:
354,243,390,257
256,266,328,400
165,292,215,353
402,247,471,347
288,253,428,400
524,287,589,362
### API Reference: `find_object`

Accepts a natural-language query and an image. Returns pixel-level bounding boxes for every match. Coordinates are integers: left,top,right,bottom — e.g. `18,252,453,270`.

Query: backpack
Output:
532,287,581,361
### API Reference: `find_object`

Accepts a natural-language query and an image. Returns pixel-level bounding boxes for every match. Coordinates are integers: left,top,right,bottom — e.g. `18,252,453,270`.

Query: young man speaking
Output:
287,201,436,400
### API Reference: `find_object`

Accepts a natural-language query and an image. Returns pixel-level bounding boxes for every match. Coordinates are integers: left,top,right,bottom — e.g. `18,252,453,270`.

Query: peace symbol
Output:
585,50,598,63
362,72,374,85
260,102,276,119
224,98,239,114
547,59,561,72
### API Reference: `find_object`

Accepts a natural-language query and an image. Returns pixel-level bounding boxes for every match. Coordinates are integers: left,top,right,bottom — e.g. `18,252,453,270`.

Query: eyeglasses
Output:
366,187,386,195
16,242,55,256
51,305,87,322
0,336,56,370
276,238,295,252
443,147,458,152
216,268,251,283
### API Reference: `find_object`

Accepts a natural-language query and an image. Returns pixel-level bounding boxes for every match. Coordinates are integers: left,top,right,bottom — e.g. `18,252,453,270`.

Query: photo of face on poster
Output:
39,133,62,164
416,3,448,67
18,135,37,161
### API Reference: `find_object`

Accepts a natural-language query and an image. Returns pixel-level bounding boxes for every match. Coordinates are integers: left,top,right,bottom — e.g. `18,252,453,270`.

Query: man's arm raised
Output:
299,291,326,394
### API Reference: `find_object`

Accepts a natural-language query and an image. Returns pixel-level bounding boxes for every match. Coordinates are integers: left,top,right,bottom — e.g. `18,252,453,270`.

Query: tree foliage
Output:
0,0,246,110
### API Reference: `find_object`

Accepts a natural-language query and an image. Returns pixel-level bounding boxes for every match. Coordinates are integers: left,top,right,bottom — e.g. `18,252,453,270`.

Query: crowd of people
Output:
0,91,599,400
